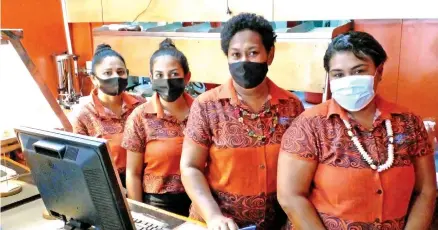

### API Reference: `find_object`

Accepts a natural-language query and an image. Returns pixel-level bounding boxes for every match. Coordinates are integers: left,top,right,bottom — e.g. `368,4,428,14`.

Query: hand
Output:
207,214,239,230
424,120,437,145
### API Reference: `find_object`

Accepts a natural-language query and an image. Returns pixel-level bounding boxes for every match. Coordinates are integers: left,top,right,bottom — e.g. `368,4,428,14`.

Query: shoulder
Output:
70,97,95,121
196,84,227,103
301,100,331,118
130,100,153,118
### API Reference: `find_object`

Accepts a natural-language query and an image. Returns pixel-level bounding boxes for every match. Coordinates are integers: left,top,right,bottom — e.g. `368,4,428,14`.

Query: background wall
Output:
355,19,438,119
1,0,437,120
1,0,68,98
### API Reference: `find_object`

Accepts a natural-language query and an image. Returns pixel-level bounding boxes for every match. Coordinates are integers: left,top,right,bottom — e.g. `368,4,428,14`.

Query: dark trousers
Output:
119,172,126,188
143,192,191,217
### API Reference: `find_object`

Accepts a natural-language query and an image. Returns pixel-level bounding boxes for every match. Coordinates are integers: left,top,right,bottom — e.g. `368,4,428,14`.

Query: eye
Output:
231,53,240,58
171,72,179,77
154,73,163,79
353,69,367,75
333,73,344,78
117,70,126,76
249,51,258,56
103,71,111,76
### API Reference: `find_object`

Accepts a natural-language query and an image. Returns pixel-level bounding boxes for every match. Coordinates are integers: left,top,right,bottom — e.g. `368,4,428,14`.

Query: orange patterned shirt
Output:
71,89,145,172
122,93,194,194
280,96,433,230
184,78,304,229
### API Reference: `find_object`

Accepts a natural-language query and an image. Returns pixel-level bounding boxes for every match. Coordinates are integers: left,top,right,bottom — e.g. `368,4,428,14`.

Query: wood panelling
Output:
1,0,68,98
354,20,403,104
273,0,438,21
356,19,438,119
67,0,225,23
397,20,438,119
67,0,438,23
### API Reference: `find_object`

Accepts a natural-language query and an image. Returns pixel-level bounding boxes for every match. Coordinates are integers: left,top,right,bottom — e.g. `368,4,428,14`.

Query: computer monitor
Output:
15,126,135,230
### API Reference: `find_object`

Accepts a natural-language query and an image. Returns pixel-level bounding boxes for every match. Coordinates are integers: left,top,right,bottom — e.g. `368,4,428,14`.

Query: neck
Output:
349,98,377,127
97,89,123,108
234,78,269,102
160,94,187,113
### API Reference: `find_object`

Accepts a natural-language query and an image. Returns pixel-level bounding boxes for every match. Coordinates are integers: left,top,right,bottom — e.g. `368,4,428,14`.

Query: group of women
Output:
70,12,436,230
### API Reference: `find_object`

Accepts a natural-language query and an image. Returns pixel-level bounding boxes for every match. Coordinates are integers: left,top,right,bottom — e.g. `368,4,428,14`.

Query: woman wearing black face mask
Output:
122,38,193,216
70,44,146,186
180,13,305,230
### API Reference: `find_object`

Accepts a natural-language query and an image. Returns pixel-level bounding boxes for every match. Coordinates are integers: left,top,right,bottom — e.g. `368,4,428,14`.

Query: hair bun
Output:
95,44,112,54
159,38,176,50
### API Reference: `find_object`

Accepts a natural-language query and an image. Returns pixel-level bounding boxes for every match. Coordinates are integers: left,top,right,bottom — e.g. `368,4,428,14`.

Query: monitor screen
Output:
15,126,134,230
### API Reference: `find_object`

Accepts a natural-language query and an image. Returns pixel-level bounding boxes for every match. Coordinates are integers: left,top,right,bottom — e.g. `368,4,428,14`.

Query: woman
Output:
180,13,304,230
71,44,145,185
277,31,436,230
122,38,193,216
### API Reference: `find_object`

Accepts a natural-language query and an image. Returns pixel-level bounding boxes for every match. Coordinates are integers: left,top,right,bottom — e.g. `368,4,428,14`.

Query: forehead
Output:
229,29,264,49
152,55,183,71
96,56,125,70
328,51,375,70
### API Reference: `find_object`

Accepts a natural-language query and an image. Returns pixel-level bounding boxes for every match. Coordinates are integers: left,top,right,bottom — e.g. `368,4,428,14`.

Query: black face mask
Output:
229,61,268,89
152,78,185,102
95,76,128,96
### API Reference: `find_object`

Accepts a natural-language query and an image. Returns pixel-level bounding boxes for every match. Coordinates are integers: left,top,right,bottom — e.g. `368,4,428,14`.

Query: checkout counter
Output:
1,175,205,230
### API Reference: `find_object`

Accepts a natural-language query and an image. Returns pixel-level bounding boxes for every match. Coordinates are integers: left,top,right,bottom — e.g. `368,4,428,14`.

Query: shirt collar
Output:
91,88,141,118
147,92,194,119
327,95,404,120
217,77,291,106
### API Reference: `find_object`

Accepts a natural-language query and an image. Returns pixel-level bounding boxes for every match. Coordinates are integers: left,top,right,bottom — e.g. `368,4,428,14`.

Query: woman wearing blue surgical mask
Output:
277,31,436,230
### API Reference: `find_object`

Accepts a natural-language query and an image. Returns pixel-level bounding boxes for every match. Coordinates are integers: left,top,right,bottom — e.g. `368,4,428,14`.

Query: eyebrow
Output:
329,64,369,73
351,64,368,69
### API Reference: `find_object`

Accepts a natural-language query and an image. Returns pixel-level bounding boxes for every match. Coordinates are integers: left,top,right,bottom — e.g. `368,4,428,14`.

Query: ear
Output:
376,65,384,82
267,46,275,65
90,75,99,88
184,72,192,84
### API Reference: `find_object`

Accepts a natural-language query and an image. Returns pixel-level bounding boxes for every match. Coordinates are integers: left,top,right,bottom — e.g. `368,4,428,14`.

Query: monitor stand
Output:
60,217,92,230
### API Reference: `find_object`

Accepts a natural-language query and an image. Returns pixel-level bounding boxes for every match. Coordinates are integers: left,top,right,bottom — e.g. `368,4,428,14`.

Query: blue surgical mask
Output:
330,75,375,112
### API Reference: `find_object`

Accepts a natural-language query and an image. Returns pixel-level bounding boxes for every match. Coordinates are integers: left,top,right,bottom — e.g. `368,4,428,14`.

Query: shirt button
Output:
377,189,383,195
260,164,265,169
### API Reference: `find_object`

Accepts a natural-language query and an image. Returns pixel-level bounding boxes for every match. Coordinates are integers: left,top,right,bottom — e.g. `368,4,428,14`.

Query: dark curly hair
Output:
150,38,190,75
323,31,387,72
91,44,126,73
220,13,277,55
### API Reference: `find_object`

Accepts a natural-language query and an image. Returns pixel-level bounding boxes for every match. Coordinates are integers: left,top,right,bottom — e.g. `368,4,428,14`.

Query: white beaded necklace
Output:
342,119,394,172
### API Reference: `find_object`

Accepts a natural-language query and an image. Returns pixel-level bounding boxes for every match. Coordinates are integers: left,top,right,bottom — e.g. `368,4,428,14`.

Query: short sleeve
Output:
71,116,88,136
183,99,212,148
411,114,434,158
280,115,320,161
122,109,146,153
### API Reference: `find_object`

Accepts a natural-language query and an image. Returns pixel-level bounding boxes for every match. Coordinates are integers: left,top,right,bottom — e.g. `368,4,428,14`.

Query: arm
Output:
180,139,238,230
181,99,238,230
277,152,325,230
71,117,88,135
277,115,325,230
121,108,146,202
180,139,221,221
126,150,144,202
405,115,436,230
404,154,436,230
